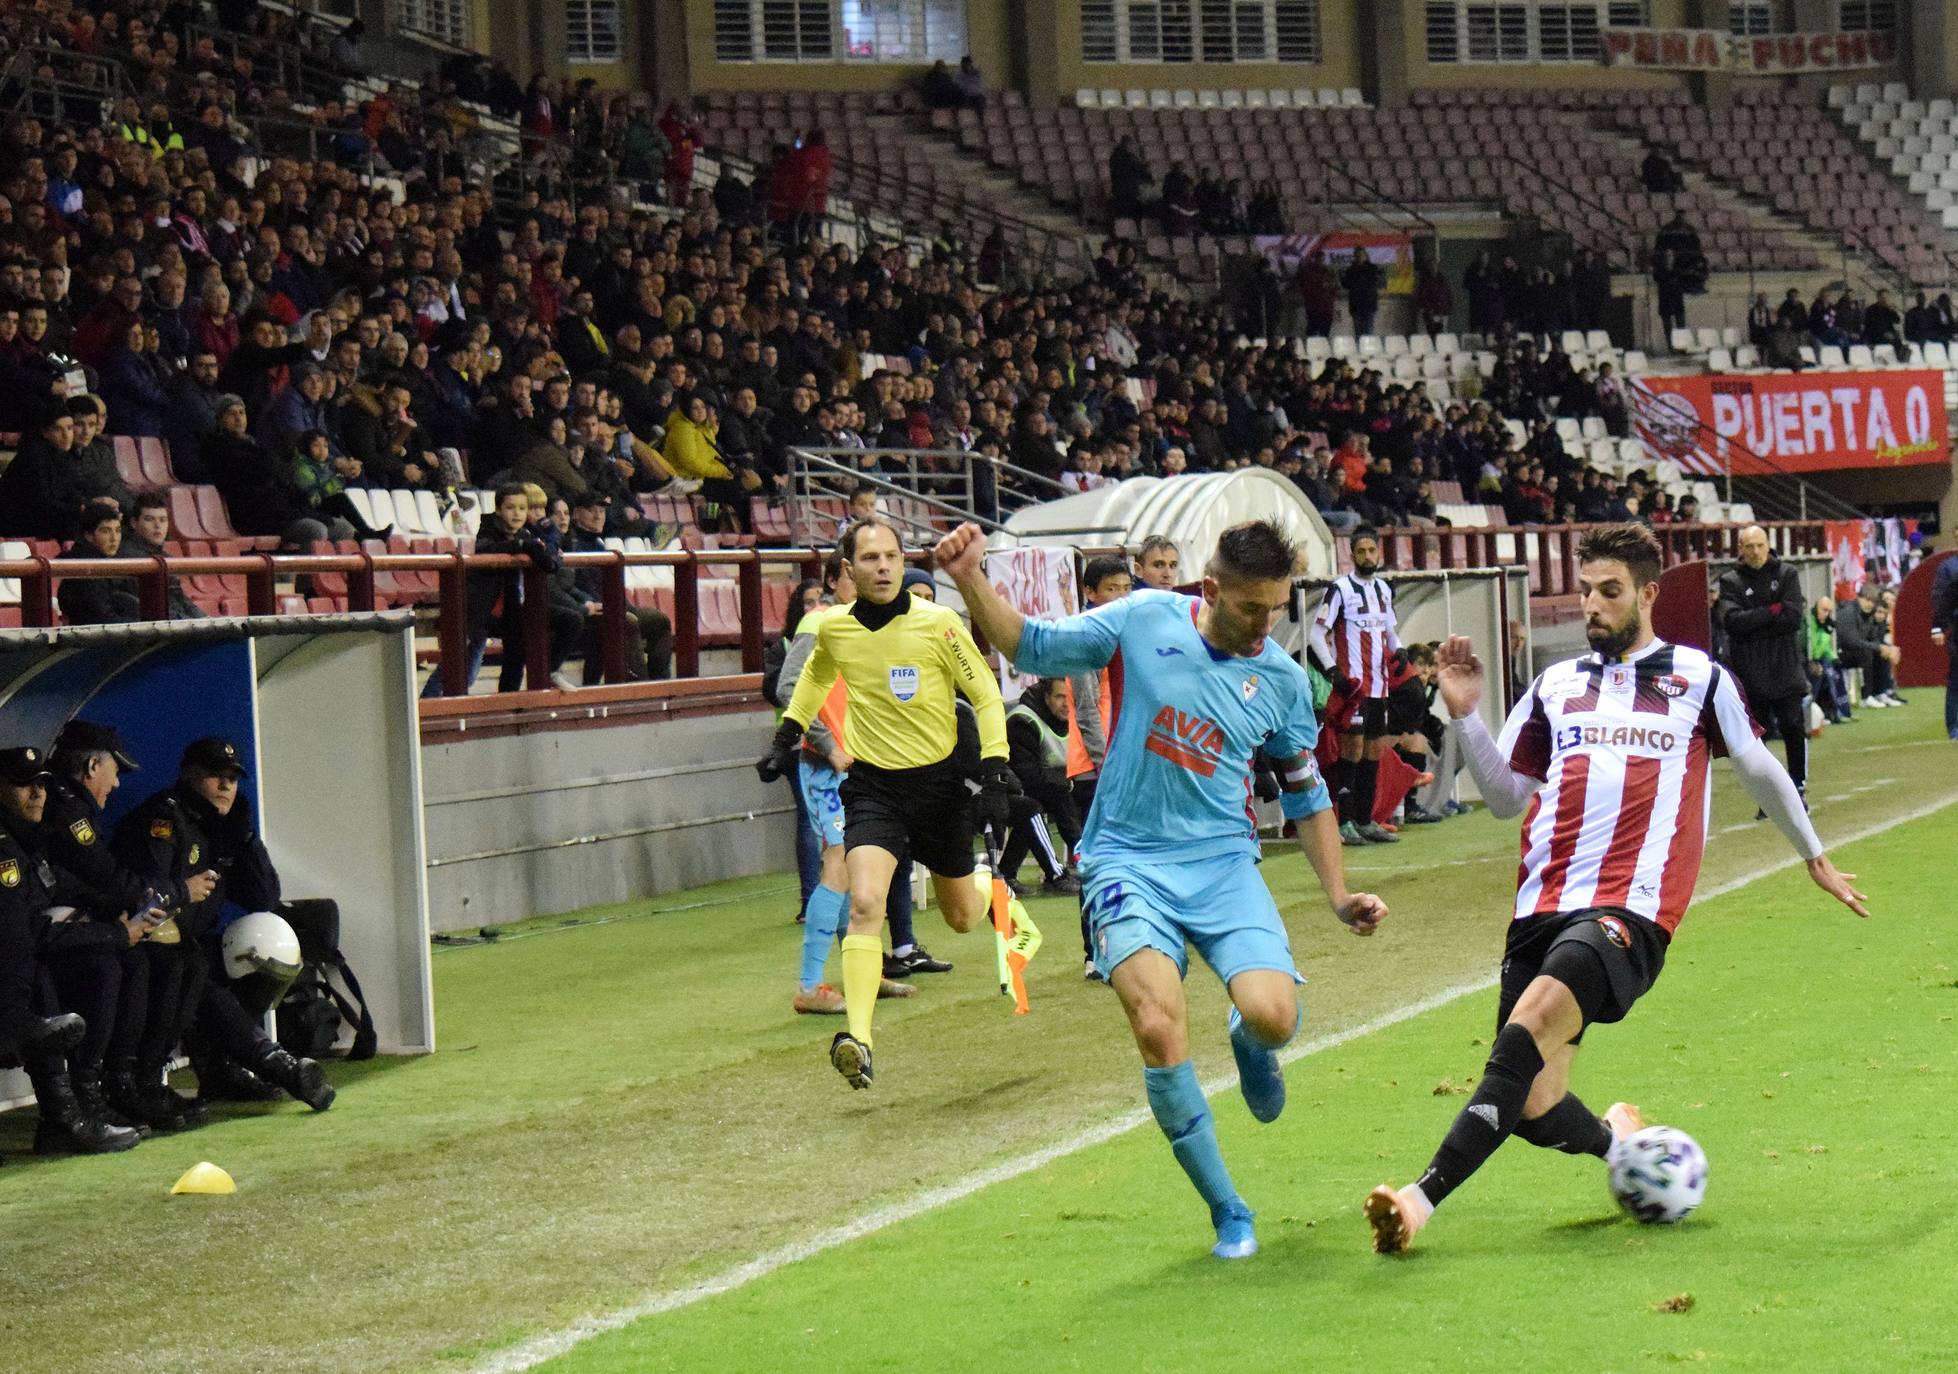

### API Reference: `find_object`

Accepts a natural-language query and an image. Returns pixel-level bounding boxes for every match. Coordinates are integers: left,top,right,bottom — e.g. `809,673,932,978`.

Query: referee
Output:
761,517,1017,1090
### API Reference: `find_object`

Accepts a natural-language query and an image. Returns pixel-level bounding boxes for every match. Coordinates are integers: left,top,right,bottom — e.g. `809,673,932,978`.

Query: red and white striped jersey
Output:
1311,574,1401,698
1497,639,1763,934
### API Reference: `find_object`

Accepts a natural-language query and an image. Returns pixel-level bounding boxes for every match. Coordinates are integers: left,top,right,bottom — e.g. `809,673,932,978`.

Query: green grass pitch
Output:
1,701,1953,1373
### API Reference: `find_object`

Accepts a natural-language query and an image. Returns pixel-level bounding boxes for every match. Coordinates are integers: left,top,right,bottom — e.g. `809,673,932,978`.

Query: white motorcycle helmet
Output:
222,911,304,983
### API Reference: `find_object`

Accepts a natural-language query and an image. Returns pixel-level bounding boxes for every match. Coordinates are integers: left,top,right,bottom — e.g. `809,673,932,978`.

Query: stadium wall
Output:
665,0,1915,107
419,704,795,933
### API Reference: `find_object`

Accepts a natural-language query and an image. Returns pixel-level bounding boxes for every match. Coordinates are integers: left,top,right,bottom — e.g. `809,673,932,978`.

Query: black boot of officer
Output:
107,1057,208,1132
28,1059,141,1154
253,1044,336,1112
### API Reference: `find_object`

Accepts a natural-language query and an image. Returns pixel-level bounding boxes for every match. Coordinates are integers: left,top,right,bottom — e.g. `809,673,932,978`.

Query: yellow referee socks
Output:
840,934,883,1046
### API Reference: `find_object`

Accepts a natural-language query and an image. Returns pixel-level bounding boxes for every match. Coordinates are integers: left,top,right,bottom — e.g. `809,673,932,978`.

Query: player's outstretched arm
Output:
1294,807,1386,936
933,523,1025,661
1728,746,1870,917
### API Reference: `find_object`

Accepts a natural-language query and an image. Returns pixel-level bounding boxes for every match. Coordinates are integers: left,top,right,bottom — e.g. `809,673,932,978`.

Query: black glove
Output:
756,720,804,783
972,760,1021,834
1252,759,1281,804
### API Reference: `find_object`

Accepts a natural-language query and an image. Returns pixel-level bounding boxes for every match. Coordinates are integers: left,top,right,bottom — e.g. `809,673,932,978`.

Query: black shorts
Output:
1343,696,1392,739
1383,681,1429,738
839,760,977,879
1497,907,1669,1042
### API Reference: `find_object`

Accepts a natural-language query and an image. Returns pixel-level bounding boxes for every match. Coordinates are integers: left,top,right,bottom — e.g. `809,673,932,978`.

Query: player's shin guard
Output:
1512,1092,1613,1158
1413,1022,1545,1208
799,885,847,990
1145,1061,1242,1215
839,934,882,1047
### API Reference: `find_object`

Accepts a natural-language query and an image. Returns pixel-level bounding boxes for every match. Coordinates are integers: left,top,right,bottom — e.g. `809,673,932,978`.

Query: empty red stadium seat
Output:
112,436,149,490
166,487,207,540
193,486,238,539
136,437,176,487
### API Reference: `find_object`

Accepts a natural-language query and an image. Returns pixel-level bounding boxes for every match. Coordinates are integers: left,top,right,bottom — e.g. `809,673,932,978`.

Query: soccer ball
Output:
1608,1126,1708,1225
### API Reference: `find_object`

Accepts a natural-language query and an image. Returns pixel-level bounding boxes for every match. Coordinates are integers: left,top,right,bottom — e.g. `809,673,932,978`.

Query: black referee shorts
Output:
839,760,978,879
1497,907,1669,1043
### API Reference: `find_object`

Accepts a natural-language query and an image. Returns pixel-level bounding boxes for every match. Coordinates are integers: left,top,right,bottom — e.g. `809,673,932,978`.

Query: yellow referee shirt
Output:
784,592,1008,770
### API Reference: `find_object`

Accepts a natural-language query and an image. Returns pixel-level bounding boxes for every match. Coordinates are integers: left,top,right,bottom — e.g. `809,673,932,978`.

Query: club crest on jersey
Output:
0,859,17,887
1241,673,1260,702
1597,915,1632,950
68,818,95,845
888,665,920,702
1655,673,1689,699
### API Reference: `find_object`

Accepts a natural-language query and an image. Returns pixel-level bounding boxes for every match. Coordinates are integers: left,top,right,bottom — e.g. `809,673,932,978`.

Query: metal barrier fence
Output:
3,519,1823,698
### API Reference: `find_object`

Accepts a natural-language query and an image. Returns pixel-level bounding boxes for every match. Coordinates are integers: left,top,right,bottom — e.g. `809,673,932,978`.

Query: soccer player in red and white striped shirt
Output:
1365,523,1869,1255
1309,526,1402,845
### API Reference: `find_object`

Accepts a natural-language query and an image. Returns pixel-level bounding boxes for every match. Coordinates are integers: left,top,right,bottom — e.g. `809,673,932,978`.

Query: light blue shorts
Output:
1081,851,1301,986
798,758,846,849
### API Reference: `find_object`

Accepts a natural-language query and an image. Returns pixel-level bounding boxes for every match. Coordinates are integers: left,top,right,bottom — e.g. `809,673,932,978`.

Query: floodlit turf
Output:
0,702,1951,1374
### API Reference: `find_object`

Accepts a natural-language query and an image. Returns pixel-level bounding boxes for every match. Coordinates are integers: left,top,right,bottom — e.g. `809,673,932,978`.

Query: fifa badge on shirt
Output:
0,859,18,887
888,665,920,702
69,818,95,845
1241,673,1260,702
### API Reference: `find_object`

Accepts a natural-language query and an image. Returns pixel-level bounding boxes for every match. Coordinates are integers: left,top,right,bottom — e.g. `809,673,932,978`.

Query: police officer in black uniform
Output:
113,737,336,1112
45,720,215,1131
0,746,146,1156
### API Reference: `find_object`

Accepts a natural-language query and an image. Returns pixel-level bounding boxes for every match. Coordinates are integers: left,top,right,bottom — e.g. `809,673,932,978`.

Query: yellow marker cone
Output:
171,1161,236,1195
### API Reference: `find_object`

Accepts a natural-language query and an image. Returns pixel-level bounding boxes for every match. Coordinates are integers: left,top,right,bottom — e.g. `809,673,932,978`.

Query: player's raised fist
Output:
1436,634,1485,720
932,523,987,581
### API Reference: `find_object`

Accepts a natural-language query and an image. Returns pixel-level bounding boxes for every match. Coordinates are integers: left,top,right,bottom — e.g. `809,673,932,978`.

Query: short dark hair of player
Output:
1403,641,1437,668
1082,554,1129,594
839,516,900,562
1207,520,1299,585
1137,534,1177,563
1350,524,1380,546
131,491,168,517
1577,522,1663,588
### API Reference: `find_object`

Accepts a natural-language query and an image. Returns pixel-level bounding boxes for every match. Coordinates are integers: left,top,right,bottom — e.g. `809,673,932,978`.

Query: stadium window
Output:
566,0,622,64
1728,2,1777,35
1082,0,1119,61
1427,2,1645,64
714,0,964,62
394,0,467,49
1084,1,1318,64
1836,0,1895,30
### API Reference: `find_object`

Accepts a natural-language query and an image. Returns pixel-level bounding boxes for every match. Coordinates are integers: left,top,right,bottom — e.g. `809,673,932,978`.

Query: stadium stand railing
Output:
9,520,1827,694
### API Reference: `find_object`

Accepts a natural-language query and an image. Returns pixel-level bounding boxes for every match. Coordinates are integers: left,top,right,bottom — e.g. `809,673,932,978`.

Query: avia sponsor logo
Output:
1146,704,1229,777
1553,723,1678,753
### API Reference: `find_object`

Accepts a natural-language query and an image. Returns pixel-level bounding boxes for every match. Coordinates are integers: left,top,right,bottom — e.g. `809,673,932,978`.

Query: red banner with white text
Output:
1602,28,1898,74
1628,370,1948,477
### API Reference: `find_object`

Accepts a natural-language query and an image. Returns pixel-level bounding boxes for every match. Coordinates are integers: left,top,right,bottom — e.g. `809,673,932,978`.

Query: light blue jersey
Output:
1014,589,1334,868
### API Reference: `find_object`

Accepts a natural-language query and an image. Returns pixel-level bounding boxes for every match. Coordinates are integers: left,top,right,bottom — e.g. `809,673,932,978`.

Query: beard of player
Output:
1584,584,1647,659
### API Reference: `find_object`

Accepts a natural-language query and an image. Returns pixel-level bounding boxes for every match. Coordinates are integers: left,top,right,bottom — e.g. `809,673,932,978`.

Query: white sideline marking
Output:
473,794,1958,1374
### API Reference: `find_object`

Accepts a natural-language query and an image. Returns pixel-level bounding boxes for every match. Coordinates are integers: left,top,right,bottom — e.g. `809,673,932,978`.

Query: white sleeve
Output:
1307,586,1338,669
1730,746,1825,860
1384,583,1402,653
1453,707,1543,820
1705,664,1767,761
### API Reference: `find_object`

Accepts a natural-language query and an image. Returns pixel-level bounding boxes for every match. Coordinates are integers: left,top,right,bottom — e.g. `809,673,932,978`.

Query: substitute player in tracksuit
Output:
940,517,1389,1261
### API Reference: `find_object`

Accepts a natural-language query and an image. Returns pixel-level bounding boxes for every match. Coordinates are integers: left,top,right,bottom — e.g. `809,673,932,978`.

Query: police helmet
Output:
222,911,303,983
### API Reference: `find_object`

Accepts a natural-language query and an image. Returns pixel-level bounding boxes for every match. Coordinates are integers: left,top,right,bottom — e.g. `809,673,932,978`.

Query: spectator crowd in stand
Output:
0,0,1787,695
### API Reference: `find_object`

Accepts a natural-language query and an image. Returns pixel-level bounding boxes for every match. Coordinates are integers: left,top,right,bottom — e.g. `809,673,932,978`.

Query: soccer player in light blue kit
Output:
937,519,1388,1259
